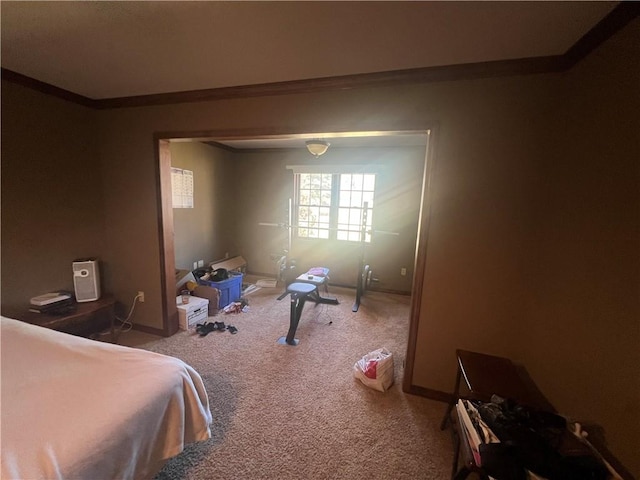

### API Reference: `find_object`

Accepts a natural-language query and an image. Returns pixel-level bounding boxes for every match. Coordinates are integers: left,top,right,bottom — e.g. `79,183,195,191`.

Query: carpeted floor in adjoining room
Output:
132,285,452,479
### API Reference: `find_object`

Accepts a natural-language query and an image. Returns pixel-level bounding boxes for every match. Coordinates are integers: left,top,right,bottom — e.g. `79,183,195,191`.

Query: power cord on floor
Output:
115,292,144,334
313,302,334,326
97,292,143,339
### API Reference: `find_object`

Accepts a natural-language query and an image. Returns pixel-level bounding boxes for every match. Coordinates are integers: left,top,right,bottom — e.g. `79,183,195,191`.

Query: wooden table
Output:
441,349,554,431
442,349,633,480
16,295,116,342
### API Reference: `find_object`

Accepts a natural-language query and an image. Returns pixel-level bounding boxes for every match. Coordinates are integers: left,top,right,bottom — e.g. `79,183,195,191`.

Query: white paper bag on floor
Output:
353,348,394,392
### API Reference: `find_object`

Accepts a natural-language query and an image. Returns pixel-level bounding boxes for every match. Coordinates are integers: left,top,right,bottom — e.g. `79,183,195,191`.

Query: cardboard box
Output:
176,296,209,330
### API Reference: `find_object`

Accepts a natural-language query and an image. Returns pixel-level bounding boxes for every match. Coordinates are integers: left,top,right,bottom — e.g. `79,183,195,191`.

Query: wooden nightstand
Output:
15,295,116,342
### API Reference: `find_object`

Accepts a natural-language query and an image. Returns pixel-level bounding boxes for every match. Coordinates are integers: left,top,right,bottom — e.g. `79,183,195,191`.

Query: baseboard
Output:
132,322,165,337
245,271,277,279
370,286,411,296
404,384,452,404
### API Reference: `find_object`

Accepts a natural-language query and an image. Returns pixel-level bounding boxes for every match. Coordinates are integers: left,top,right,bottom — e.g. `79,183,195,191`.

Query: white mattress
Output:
0,316,212,480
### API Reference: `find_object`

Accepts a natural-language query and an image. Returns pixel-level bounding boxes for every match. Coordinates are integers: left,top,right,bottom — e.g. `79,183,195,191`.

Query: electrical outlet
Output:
198,260,204,267
138,291,145,303
193,261,198,270
225,252,229,258
400,267,407,276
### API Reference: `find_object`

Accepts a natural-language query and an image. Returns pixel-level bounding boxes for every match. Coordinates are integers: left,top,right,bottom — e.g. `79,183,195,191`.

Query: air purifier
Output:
72,258,101,302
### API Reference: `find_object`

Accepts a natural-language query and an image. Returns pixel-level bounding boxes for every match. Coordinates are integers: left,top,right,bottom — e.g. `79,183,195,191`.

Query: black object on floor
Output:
196,322,215,336
227,325,238,334
213,321,226,331
196,321,231,336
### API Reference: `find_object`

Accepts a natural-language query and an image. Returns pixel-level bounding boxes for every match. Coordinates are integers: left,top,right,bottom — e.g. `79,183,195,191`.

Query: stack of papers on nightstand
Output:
30,292,72,306
29,292,75,314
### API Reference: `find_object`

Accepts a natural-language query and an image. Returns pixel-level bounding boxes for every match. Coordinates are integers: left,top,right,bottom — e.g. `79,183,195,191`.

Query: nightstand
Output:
16,295,116,342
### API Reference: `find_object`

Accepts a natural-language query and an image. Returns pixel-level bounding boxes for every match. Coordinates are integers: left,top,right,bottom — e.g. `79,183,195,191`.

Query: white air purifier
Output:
72,259,101,302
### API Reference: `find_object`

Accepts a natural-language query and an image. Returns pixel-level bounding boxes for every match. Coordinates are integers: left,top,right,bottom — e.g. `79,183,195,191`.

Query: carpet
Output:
139,286,451,479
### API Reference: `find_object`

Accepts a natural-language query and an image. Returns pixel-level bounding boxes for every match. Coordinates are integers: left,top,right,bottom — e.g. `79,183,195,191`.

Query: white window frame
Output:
291,167,377,243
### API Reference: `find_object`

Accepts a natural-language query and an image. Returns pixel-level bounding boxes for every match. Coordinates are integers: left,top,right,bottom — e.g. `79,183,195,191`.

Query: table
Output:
16,295,116,342
442,349,633,480
440,349,554,431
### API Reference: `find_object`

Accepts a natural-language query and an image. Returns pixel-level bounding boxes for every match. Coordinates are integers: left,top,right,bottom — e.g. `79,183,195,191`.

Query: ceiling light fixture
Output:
305,140,330,157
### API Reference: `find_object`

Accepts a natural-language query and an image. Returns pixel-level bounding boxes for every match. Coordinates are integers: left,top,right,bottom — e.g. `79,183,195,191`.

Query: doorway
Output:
154,129,436,389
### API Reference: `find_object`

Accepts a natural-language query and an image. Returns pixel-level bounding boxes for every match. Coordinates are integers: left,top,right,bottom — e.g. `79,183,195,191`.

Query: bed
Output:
0,316,212,480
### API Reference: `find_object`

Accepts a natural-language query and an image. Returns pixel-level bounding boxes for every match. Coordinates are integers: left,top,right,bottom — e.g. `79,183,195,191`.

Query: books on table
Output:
30,292,72,306
29,292,75,314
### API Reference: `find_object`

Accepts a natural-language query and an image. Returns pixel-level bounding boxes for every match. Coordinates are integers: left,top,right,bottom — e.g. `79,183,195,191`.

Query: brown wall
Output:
170,142,232,270
1,18,637,475
231,146,424,291
414,20,639,474
1,80,104,313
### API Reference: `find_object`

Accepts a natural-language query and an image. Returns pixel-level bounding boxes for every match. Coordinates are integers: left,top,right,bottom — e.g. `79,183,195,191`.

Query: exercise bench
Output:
277,281,339,346
277,266,332,300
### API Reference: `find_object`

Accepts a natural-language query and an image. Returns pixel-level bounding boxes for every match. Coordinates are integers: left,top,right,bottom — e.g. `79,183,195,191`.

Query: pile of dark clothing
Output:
475,395,608,480
193,267,230,283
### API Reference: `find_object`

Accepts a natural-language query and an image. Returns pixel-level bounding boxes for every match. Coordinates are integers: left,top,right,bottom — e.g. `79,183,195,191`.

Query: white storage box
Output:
176,296,209,330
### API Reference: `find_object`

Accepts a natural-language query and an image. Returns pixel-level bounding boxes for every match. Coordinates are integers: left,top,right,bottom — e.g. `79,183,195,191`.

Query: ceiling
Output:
0,1,623,150
1,1,620,100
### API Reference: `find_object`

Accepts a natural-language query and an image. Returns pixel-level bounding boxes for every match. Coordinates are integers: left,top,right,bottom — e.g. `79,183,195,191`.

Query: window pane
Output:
310,189,320,205
321,191,331,206
349,208,361,225
321,174,332,189
319,206,331,224
351,174,363,190
309,206,319,224
338,208,349,224
350,191,362,207
341,174,351,190
301,174,311,189
310,174,321,189
362,191,374,207
339,191,350,207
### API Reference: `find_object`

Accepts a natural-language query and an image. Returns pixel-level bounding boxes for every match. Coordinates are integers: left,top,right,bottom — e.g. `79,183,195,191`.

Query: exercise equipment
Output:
277,266,338,303
352,202,399,312
295,267,331,294
352,204,374,312
259,199,398,311
259,198,297,285
277,282,337,346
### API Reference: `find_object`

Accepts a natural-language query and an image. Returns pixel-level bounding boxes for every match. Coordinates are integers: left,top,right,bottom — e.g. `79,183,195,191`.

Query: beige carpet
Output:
138,286,452,479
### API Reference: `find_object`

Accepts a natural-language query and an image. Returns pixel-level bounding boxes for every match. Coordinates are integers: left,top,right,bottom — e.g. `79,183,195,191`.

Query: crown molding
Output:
2,2,637,110
94,55,566,110
1,68,98,108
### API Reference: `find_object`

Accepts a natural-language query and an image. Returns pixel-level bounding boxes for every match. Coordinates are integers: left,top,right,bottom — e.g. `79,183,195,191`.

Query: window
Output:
297,173,332,239
295,172,376,242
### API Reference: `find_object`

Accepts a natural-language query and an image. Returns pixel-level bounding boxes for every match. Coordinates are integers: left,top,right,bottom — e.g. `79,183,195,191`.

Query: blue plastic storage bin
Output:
197,272,243,309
